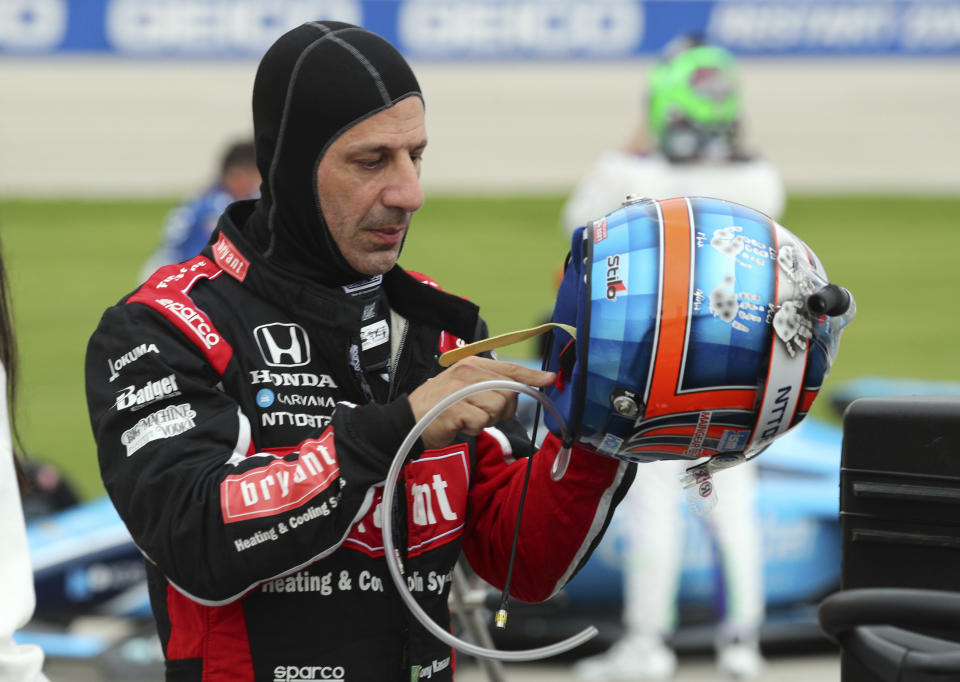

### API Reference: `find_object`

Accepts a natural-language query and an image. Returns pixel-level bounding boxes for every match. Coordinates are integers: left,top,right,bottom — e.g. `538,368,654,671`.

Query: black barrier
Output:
823,396,960,680
820,588,960,681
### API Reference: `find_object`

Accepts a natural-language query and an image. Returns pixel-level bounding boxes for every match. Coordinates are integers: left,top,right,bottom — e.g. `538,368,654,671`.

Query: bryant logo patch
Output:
212,232,250,281
220,433,339,523
343,445,469,558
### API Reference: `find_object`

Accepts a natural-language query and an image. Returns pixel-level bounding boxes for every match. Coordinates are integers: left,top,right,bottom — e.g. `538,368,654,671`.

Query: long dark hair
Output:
0,235,25,490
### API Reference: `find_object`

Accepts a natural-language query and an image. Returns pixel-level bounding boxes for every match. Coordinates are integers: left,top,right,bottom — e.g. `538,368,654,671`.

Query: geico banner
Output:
2,0,960,57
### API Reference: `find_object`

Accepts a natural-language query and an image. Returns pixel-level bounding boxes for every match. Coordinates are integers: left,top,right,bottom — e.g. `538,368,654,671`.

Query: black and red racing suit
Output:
85,204,634,682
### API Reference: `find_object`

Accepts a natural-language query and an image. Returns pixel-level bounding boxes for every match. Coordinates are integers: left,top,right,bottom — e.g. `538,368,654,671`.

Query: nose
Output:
382,155,424,214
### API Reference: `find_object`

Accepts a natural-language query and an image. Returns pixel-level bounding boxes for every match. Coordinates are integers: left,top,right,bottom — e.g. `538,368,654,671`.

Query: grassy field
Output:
2,194,958,498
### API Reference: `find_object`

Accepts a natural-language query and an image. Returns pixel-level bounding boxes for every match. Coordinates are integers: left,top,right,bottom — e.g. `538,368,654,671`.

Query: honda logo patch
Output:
254,323,311,368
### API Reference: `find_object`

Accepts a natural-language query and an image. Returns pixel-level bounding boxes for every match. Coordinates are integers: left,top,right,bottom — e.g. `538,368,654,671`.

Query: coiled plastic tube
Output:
380,379,598,661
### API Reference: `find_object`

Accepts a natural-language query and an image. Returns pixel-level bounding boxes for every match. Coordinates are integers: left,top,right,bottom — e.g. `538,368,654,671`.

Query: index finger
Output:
463,356,556,388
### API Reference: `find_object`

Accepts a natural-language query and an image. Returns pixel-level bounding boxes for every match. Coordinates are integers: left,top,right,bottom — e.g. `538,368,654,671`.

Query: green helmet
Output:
647,40,741,159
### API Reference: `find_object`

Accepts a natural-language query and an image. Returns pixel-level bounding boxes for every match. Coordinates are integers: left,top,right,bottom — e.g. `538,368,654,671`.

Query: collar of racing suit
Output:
205,200,481,346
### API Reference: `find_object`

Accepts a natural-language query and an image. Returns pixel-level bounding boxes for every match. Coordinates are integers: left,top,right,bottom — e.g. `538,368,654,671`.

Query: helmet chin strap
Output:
438,322,576,367
381,380,596,661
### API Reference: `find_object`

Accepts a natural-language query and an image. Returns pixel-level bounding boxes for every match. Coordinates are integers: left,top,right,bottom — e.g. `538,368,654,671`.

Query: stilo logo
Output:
605,253,628,300
254,323,311,367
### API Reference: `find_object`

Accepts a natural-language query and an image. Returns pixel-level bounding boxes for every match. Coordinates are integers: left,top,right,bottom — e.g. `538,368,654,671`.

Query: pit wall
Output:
1,57,957,197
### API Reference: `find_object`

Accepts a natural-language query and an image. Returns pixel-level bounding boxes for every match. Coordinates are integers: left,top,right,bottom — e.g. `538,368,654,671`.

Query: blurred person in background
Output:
563,35,784,232
139,139,260,281
568,36,780,681
0,239,49,681
19,458,80,522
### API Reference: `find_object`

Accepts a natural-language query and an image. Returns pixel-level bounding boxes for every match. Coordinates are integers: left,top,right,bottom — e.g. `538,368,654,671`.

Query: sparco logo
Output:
115,375,180,412
154,298,220,349
254,323,311,367
272,665,345,682
605,254,628,300
107,343,159,382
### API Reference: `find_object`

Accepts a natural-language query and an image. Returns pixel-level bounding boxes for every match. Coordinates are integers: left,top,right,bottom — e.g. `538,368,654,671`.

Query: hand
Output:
409,356,555,450
712,225,773,269
709,276,738,323
772,299,813,357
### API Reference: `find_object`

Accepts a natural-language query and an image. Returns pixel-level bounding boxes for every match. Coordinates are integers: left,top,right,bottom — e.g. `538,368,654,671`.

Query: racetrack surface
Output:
44,651,840,681
456,653,841,682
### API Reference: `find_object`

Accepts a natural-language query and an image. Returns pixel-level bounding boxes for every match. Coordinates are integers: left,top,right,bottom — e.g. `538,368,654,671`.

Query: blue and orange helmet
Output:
543,196,854,465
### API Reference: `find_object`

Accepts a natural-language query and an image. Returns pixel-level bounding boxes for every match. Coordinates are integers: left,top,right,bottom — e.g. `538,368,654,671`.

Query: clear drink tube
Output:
381,380,598,662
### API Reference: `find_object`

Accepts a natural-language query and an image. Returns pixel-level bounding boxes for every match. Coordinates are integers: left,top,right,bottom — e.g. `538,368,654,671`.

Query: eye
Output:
357,156,383,170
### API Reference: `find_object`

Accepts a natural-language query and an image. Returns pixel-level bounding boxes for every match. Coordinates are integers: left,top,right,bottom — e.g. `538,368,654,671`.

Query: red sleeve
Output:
462,430,633,603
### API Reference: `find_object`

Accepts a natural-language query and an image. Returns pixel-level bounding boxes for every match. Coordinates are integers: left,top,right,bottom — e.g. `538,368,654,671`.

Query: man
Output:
139,140,260,281
566,36,775,681
86,21,633,681
563,35,784,234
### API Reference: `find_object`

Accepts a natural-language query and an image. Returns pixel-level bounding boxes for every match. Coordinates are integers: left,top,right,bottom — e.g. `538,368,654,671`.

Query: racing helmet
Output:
647,37,741,162
543,196,855,466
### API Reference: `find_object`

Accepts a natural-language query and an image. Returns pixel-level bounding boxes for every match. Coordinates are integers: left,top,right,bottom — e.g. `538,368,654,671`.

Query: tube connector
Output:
807,284,852,317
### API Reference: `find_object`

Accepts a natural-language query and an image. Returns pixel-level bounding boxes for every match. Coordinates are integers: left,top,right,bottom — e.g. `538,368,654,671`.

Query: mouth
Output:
365,224,407,247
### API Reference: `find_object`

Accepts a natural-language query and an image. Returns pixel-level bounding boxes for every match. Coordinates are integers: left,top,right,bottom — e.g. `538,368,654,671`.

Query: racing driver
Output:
85,21,634,682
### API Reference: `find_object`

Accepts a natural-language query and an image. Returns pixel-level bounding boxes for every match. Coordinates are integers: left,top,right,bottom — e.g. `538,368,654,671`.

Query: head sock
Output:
245,21,422,286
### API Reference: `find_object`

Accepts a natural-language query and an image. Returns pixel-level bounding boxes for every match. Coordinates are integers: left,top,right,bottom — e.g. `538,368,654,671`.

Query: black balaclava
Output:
244,21,422,286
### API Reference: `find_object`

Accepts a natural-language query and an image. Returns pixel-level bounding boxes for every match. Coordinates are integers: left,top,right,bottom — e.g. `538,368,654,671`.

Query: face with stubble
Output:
315,96,427,276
